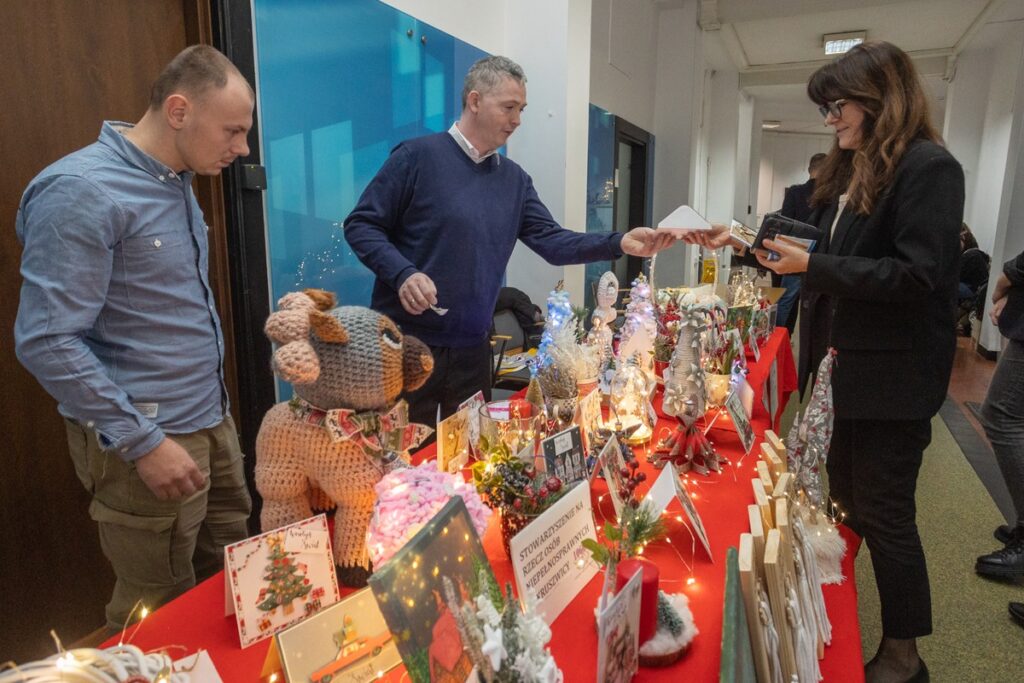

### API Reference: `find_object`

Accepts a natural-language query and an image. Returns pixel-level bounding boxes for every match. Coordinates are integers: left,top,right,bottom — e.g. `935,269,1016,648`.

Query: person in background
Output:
344,55,673,426
14,45,254,629
956,223,990,336
684,41,963,683
975,247,1024,630
774,152,827,333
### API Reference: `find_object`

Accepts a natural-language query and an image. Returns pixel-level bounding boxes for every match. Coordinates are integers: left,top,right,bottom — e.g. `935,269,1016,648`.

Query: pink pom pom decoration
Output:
366,462,492,566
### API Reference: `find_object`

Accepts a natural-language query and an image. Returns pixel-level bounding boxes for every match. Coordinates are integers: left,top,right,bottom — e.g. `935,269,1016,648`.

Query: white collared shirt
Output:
447,122,499,165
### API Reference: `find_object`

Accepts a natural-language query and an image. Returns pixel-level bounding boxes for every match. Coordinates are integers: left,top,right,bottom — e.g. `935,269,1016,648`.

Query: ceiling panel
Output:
731,0,989,66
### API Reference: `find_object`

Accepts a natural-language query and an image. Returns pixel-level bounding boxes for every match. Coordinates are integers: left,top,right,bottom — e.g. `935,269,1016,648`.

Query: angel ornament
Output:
757,583,785,683
587,271,619,364
655,306,722,474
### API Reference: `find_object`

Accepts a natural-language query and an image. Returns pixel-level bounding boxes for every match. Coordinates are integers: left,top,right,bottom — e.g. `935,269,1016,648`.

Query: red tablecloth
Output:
105,330,863,682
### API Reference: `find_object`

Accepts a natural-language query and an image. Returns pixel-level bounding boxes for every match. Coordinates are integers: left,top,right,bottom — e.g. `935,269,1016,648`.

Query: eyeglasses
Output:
818,99,848,119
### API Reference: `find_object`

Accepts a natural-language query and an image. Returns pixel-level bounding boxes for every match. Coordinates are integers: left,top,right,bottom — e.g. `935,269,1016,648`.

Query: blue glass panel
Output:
253,0,488,398
585,104,616,313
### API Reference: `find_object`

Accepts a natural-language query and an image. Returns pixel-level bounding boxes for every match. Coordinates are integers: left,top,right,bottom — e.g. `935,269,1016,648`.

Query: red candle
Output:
509,398,533,418
616,558,660,644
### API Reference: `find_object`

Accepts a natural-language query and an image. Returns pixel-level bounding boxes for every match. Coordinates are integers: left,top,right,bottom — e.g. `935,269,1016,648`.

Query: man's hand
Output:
992,272,1011,304
677,223,733,250
990,296,1007,326
621,228,676,257
755,238,810,275
135,437,206,501
398,272,438,315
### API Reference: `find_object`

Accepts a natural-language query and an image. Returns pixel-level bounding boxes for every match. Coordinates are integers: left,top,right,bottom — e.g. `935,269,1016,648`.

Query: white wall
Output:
650,2,703,287
504,0,593,307
589,0,659,133
756,132,833,221
378,0,506,54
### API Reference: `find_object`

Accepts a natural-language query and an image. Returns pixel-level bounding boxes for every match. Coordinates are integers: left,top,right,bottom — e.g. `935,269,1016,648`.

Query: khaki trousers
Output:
66,415,252,629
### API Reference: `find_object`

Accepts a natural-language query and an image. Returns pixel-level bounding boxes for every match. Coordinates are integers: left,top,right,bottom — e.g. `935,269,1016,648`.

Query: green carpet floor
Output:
853,411,1022,680
777,383,1021,680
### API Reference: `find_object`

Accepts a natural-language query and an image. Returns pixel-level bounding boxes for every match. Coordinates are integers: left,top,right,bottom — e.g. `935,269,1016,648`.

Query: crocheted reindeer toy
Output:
255,289,434,587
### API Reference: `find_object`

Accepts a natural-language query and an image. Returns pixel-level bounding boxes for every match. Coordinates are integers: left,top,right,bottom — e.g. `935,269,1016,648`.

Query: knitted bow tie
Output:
288,397,434,462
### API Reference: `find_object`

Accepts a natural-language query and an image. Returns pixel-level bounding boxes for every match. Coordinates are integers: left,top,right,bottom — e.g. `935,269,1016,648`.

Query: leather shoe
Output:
995,524,1016,545
1011,602,1024,628
908,659,929,683
975,537,1024,579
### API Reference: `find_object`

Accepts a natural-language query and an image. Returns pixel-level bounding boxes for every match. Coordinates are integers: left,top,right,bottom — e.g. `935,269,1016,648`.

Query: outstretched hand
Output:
621,227,677,257
677,223,733,250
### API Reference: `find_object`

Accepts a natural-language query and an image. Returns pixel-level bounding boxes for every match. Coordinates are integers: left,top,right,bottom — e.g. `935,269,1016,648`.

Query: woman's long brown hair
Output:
807,41,942,214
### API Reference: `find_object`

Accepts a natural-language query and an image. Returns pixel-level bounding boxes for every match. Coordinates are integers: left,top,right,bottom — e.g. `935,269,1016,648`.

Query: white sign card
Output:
641,463,678,517
725,388,756,456
541,426,587,486
225,514,340,648
510,481,600,624
172,650,222,683
578,389,603,452
594,436,630,518
674,474,714,561
596,566,643,683
436,405,470,474
458,390,486,456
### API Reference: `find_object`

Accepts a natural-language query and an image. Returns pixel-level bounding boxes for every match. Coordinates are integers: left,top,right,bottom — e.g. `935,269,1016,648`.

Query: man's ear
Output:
466,90,481,114
164,94,189,130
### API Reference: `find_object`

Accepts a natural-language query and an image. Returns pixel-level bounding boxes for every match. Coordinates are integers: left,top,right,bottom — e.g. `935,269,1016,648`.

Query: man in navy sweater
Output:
345,56,672,426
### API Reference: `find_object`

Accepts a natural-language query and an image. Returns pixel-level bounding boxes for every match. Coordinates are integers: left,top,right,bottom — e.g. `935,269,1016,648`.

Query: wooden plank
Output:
756,460,775,493
764,429,786,458
764,530,798,682
772,472,794,501
752,479,774,530
739,535,772,683
747,505,766,569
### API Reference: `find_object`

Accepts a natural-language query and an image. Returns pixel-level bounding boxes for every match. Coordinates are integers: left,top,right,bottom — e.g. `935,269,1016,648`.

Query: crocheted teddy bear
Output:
255,289,434,586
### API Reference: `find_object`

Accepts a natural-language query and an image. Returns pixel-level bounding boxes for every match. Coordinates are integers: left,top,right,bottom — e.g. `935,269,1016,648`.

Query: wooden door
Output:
0,1,238,660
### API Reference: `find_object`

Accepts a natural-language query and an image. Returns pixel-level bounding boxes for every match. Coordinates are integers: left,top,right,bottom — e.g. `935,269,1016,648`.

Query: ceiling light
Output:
823,31,866,55
762,120,781,129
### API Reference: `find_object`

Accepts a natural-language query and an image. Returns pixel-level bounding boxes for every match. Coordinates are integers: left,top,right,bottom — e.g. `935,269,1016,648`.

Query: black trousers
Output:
404,340,493,433
826,417,933,639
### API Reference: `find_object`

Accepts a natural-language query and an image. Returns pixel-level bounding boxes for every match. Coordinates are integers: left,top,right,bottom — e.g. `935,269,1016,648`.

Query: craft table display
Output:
102,332,863,682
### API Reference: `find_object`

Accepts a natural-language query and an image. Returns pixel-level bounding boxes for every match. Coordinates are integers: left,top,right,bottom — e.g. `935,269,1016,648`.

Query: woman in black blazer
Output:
688,42,963,683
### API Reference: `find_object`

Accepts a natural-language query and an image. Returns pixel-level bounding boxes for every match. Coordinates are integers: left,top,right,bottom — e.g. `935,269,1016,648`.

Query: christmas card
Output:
437,405,470,474
225,514,340,648
368,497,495,683
458,390,486,456
541,425,587,486
596,564,642,683
275,587,401,683
595,436,630,518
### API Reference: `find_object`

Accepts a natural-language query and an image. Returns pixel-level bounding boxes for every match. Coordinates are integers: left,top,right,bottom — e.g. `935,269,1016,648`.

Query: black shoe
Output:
907,659,929,683
975,537,1024,579
1011,602,1024,628
995,524,1016,545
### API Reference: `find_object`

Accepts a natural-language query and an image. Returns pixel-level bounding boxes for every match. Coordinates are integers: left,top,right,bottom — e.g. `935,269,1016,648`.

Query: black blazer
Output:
780,179,815,223
798,139,964,421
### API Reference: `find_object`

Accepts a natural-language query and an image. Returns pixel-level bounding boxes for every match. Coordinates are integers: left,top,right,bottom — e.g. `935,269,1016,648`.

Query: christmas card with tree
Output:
368,497,495,683
225,514,340,648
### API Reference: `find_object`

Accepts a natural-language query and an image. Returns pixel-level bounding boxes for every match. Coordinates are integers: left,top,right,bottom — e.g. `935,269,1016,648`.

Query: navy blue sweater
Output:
344,133,624,347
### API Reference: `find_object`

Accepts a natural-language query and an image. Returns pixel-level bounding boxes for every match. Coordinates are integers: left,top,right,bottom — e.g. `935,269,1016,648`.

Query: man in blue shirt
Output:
344,56,673,426
15,45,254,629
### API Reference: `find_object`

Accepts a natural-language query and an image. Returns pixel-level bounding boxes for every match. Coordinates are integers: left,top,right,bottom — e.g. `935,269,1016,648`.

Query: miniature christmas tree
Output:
619,274,656,353
533,282,574,375
257,534,312,614
656,591,684,637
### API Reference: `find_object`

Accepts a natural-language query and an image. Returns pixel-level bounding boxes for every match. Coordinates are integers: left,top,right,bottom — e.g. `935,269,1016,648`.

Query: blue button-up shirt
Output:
15,121,226,461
